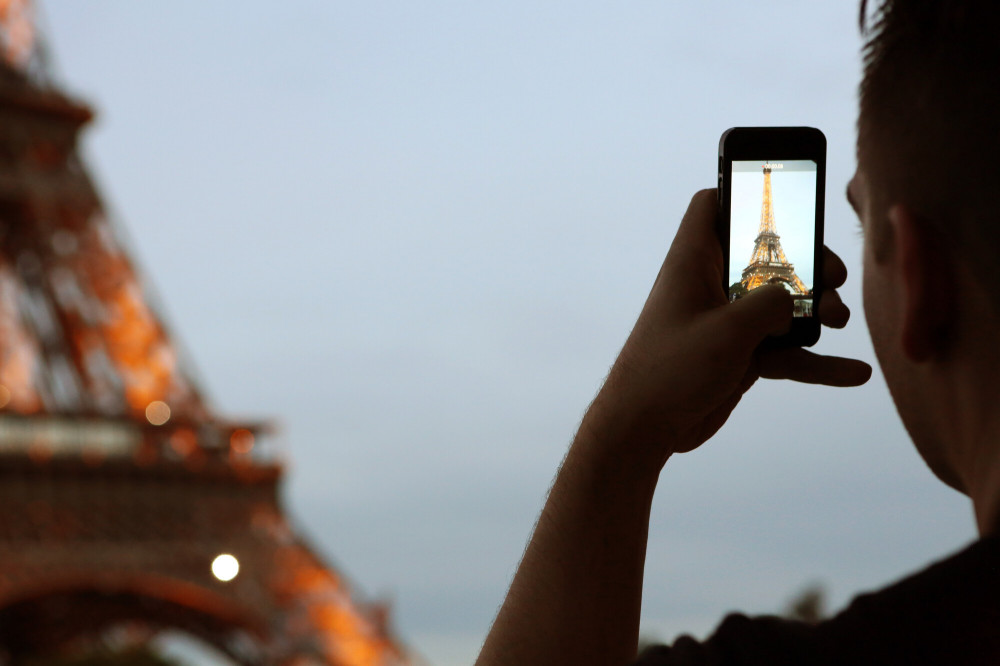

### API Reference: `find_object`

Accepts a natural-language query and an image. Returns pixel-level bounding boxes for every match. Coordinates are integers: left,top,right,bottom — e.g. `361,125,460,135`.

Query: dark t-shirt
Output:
634,536,1000,665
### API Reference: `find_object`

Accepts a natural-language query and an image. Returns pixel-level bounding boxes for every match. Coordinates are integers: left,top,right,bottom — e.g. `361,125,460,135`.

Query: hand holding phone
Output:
718,127,826,347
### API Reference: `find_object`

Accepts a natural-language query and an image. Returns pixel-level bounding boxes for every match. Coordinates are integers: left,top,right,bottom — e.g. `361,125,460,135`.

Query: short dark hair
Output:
858,0,1000,293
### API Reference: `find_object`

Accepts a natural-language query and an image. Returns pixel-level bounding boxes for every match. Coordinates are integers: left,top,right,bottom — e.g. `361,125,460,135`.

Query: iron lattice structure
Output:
740,165,808,295
0,23,419,666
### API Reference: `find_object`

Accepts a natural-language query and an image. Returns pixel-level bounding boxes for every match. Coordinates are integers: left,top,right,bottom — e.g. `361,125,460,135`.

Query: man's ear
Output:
888,204,954,361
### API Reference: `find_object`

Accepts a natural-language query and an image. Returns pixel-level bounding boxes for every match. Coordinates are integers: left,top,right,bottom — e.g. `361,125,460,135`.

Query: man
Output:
476,1,1000,664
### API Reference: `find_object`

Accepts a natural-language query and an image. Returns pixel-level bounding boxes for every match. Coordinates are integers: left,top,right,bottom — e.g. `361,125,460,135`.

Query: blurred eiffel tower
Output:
0,3,417,664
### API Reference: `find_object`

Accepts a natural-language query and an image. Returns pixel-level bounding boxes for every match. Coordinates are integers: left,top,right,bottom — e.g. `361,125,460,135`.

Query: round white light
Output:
211,553,239,582
145,400,171,426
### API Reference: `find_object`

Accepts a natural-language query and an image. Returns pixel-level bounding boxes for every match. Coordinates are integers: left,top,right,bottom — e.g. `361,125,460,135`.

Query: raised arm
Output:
475,189,871,666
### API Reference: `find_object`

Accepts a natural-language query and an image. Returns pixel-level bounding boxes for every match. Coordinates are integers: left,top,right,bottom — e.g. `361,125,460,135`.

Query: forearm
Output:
476,415,662,666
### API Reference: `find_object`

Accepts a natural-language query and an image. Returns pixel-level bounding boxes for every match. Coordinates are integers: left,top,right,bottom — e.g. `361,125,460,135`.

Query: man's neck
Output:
935,282,1000,537
939,348,1000,537
967,440,1000,537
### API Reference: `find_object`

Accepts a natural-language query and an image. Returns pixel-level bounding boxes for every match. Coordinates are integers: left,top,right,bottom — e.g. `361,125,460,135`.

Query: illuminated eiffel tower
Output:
0,4,419,664
740,164,808,295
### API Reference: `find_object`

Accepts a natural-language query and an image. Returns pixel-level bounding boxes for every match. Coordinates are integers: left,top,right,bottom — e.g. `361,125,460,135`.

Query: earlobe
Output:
889,205,954,361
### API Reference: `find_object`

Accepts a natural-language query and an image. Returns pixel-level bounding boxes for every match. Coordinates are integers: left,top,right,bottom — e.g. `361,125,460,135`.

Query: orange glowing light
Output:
0,261,42,413
0,0,34,69
169,427,197,456
145,400,171,426
67,217,201,421
230,428,254,454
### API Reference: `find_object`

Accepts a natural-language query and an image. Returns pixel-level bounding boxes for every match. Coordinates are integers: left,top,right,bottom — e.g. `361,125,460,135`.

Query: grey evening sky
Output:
43,3,973,665
729,161,816,289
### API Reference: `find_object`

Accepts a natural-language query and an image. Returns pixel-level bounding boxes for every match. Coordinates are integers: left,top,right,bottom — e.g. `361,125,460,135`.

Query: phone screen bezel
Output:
717,127,826,347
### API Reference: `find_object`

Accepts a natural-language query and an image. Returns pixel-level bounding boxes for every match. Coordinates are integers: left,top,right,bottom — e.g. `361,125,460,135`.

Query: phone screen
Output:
727,159,817,318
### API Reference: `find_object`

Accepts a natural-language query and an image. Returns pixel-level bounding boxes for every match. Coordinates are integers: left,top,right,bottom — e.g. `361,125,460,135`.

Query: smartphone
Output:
718,127,826,347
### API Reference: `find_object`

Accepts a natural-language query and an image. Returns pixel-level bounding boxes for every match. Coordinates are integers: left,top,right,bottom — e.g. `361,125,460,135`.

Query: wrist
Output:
573,403,667,496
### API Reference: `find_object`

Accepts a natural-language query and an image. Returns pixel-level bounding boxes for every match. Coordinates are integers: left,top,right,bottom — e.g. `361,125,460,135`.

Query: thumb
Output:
721,284,794,351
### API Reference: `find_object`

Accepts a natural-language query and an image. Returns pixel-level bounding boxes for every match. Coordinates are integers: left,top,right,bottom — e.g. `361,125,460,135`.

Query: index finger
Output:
663,189,722,279
822,246,848,290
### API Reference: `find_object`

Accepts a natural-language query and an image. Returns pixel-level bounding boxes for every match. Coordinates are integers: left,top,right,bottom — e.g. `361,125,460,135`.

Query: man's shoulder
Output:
635,613,816,666
635,536,1000,666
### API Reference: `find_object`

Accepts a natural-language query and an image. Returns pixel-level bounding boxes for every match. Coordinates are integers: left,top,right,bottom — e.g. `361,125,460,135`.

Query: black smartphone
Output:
718,127,826,347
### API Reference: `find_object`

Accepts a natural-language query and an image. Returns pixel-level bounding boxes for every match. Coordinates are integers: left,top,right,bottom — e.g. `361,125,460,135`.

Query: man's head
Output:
856,0,1000,286
852,0,1000,495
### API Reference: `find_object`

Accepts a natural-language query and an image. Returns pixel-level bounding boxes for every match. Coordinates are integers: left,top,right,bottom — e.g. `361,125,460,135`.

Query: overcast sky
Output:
43,3,975,665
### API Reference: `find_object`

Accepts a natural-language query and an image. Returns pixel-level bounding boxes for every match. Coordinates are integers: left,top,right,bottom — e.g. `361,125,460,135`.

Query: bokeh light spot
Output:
170,427,197,456
145,400,171,426
230,428,254,454
211,553,239,582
